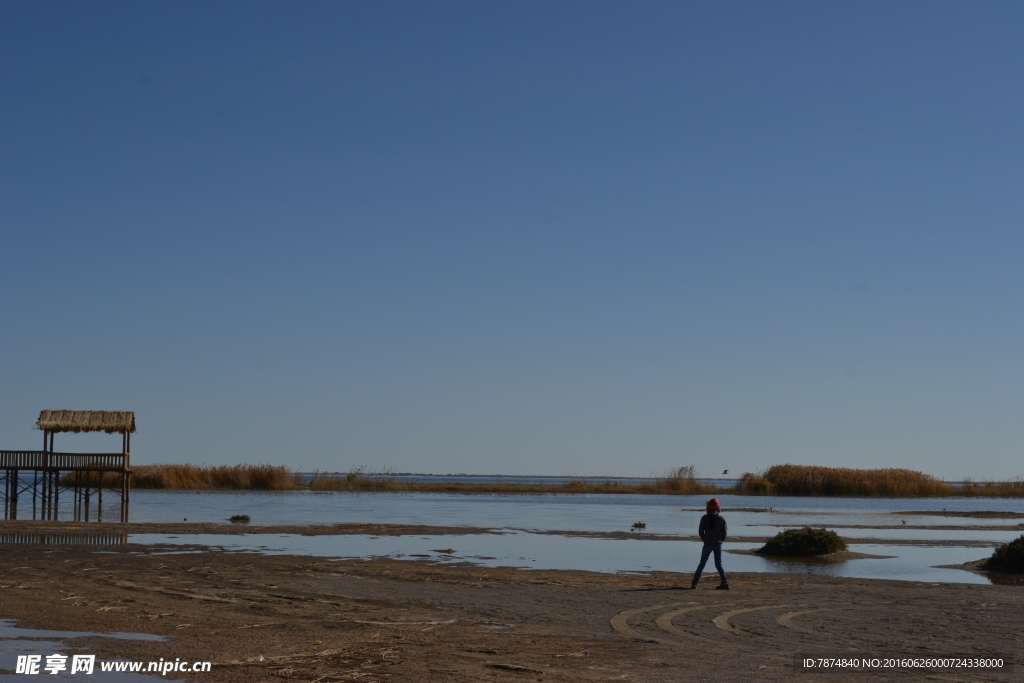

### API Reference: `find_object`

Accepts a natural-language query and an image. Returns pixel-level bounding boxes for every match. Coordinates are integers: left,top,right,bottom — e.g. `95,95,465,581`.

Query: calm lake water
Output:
124,490,1024,536
108,490,1024,585
5,490,1022,583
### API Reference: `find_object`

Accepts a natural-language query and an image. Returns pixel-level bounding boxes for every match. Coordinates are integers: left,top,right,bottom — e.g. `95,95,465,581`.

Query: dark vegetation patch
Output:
735,465,1024,497
982,535,1024,574
757,528,847,556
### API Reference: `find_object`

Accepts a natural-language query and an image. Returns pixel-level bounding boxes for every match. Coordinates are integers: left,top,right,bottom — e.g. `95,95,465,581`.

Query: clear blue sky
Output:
2,1,1022,479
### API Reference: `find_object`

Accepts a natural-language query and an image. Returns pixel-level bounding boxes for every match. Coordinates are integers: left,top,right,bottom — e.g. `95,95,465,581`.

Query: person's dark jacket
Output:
698,513,728,543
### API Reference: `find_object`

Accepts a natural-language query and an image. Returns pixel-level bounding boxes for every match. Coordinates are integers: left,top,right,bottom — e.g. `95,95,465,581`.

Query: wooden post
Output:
125,430,131,523
49,432,55,520
41,430,47,520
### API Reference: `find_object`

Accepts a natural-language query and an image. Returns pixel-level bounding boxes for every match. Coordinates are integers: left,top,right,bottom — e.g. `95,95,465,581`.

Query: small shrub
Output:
229,514,250,523
982,535,1024,573
758,527,847,556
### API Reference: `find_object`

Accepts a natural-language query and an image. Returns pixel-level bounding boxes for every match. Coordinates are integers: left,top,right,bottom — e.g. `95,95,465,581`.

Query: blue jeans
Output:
693,542,727,585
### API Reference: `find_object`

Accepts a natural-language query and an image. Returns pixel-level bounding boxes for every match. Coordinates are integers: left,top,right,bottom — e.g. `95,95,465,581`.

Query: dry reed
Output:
735,464,954,497
292,466,716,495
131,464,299,490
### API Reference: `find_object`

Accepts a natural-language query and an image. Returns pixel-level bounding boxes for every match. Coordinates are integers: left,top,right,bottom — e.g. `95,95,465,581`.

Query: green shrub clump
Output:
982,535,1024,573
229,514,251,523
758,527,847,556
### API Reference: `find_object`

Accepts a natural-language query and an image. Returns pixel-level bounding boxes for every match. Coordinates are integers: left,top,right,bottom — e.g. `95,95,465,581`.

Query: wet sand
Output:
1,523,1021,682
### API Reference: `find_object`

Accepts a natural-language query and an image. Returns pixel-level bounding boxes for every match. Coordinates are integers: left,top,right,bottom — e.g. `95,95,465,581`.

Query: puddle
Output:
126,532,997,584
0,621,166,642
0,620,174,682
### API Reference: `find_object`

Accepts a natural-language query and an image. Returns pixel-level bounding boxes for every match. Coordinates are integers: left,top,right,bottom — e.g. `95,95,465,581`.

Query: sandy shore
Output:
0,524,1021,682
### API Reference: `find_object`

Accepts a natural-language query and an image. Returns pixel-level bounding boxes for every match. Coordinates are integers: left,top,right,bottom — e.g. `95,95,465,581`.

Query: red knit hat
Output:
706,498,721,514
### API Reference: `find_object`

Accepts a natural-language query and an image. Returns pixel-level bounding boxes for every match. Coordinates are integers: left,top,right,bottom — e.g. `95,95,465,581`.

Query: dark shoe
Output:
715,584,729,590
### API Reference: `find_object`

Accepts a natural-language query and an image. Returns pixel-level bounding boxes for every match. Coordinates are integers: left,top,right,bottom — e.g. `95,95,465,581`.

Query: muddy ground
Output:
0,525,1021,682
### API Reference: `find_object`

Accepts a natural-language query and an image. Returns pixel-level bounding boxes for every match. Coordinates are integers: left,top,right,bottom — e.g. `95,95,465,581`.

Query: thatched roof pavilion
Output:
36,410,136,434
2,411,136,523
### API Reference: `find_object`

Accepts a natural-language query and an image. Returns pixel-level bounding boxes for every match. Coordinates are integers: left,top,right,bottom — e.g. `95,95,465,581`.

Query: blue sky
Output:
2,1,1022,478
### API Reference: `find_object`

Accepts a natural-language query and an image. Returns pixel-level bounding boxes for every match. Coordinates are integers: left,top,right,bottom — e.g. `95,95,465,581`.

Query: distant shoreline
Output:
120,464,1024,497
55,463,1017,497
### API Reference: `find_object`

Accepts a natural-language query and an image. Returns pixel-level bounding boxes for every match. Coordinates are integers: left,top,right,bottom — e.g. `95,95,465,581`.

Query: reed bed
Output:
736,464,953,497
954,479,1024,498
306,466,716,495
131,464,299,490
737,465,1024,497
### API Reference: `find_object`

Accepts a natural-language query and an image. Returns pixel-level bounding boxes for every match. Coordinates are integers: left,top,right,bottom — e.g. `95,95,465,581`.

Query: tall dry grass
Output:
644,466,716,495
735,464,954,497
132,464,298,490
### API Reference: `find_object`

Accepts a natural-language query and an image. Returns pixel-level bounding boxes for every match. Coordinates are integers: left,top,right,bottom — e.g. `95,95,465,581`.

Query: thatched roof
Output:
37,410,136,434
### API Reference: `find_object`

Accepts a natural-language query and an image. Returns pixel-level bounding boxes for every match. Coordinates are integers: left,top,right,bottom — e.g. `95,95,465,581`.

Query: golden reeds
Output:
735,464,953,497
131,464,299,490
56,462,1024,497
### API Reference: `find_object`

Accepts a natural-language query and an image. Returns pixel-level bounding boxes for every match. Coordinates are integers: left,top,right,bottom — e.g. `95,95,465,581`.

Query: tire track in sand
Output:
713,605,798,635
776,608,848,635
654,602,747,639
610,602,696,641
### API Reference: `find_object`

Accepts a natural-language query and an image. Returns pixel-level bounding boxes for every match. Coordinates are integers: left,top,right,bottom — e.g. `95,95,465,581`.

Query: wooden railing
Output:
0,451,128,471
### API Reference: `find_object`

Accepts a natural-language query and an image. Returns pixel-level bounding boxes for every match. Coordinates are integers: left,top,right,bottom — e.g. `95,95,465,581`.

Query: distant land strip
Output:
60,464,1024,497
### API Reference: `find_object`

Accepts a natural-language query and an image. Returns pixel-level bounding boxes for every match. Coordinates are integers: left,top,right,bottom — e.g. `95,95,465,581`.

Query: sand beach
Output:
0,522,1020,682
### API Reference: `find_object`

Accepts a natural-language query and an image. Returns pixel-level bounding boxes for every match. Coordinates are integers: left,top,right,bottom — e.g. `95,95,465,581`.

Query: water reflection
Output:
0,534,126,546
127,532,998,585
0,621,165,642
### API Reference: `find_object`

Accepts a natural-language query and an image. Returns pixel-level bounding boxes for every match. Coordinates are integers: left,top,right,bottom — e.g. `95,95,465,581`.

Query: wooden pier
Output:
1,411,134,523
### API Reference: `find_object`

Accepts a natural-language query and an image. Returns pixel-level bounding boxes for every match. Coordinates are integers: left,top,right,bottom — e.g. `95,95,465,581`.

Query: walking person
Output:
692,498,729,589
